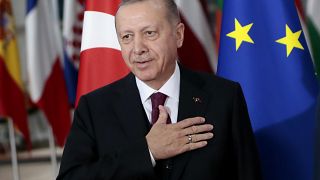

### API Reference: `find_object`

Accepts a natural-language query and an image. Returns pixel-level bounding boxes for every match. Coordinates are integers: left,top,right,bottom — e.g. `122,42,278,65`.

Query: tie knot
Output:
150,92,170,124
150,92,167,109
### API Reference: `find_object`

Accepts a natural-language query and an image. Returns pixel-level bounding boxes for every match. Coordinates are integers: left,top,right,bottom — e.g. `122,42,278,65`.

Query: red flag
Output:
0,0,31,147
26,0,71,146
176,0,217,73
76,0,129,105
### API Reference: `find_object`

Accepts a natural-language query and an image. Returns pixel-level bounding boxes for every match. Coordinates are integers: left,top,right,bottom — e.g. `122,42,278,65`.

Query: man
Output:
57,0,261,179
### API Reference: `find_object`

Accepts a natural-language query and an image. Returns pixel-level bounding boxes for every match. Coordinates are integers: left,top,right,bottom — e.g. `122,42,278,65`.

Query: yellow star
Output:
276,24,304,57
227,18,254,51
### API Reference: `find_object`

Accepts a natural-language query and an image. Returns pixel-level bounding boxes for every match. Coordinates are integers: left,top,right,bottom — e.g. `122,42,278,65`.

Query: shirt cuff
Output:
149,149,156,167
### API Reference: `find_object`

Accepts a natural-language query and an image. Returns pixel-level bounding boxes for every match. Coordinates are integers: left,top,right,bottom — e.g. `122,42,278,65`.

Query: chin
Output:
133,68,156,81
136,74,156,82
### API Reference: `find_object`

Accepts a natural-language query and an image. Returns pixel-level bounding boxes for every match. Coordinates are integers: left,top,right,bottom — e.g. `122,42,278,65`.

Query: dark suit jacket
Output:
57,67,262,180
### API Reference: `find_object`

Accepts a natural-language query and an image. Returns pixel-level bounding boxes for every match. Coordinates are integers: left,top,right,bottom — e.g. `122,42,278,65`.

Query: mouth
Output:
134,59,153,69
134,58,152,63
136,60,150,64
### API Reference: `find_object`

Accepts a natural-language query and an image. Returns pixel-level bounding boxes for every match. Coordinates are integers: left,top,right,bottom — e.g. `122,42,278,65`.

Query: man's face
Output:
115,1,184,89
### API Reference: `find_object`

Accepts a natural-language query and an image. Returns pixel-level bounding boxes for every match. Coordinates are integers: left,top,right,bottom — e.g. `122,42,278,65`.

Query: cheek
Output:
121,48,132,62
149,42,167,58
156,43,176,62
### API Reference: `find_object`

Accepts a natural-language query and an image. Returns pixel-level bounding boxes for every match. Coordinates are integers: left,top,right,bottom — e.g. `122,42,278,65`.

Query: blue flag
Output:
217,0,318,180
316,94,320,180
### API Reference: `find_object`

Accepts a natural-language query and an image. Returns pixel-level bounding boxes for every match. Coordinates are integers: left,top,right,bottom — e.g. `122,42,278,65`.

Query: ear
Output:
176,22,185,48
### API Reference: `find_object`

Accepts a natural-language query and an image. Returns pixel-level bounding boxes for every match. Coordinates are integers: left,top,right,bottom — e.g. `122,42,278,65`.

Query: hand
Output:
146,105,214,160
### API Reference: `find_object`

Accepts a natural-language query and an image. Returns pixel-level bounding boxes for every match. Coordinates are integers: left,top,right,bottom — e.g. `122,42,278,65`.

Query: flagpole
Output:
8,118,20,180
48,124,58,179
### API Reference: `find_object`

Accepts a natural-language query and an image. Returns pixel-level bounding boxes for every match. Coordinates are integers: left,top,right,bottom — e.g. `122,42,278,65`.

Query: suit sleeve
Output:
231,83,262,180
57,96,155,180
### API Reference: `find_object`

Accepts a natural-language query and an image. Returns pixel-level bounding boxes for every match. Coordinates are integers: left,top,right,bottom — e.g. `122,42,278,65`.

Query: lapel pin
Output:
193,97,202,103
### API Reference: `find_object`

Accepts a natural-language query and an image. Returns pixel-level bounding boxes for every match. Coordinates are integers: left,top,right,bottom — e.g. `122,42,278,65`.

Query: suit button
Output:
165,162,173,169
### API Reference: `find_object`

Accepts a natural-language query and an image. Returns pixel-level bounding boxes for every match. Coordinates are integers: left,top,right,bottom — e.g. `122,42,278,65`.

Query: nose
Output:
133,36,148,55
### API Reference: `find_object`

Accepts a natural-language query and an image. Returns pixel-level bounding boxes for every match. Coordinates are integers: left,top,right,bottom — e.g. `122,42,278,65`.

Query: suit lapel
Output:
171,68,209,180
114,73,150,140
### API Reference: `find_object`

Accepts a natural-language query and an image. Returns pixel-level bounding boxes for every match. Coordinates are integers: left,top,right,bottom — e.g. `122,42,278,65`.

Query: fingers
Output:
183,133,214,144
147,113,214,160
182,124,214,136
175,117,206,129
155,105,168,124
181,141,208,152
179,133,213,153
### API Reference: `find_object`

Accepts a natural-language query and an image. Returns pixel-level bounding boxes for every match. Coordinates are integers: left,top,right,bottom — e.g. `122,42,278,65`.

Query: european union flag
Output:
316,94,320,180
217,0,318,180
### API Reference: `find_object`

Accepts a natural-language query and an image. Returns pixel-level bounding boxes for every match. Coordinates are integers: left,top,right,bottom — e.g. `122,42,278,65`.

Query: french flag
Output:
26,0,71,146
76,0,216,105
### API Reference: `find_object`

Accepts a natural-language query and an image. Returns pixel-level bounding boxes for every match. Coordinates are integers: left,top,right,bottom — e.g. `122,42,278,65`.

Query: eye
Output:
121,34,133,43
144,31,158,40
146,31,155,36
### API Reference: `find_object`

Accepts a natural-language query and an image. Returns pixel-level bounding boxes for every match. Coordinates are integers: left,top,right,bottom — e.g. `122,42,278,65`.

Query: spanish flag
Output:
0,0,30,146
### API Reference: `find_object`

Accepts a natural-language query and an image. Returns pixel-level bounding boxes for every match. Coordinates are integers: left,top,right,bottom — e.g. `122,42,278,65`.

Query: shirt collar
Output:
136,62,180,103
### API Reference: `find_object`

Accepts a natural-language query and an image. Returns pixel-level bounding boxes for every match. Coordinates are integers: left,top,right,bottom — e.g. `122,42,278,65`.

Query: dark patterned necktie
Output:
150,92,171,124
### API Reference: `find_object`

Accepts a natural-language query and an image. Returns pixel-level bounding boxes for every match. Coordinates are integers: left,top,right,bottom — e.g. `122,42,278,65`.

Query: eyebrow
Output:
141,25,157,31
119,24,158,34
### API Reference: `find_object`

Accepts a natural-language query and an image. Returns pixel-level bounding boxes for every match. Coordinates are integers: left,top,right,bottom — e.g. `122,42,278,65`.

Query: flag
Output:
307,0,320,78
295,2,320,178
316,93,320,180
217,0,318,180
62,0,84,106
26,0,71,146
175,0,217,73
307,1,320,179
214,0,223,50
294,0,313,67
76,0,129,105
0,0,31,147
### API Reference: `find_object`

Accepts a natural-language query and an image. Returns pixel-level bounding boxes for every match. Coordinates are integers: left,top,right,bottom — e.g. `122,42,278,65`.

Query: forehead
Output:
116,1,168,30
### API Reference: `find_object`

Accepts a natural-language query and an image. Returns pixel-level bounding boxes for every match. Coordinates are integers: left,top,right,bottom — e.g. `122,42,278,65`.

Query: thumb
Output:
155,105,169,124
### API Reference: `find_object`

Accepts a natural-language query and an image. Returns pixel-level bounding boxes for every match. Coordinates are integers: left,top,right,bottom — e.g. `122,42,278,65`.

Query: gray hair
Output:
119,0,181,23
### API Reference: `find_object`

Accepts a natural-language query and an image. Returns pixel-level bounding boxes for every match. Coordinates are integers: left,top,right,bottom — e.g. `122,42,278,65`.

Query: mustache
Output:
132,53,152,62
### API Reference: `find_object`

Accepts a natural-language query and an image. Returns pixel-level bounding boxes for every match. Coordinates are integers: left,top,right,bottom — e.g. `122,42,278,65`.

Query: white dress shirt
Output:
135,62,180,166
135,62,180,124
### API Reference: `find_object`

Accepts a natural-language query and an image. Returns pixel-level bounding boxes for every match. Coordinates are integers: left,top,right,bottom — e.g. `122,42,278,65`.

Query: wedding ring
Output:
187,135,193,144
